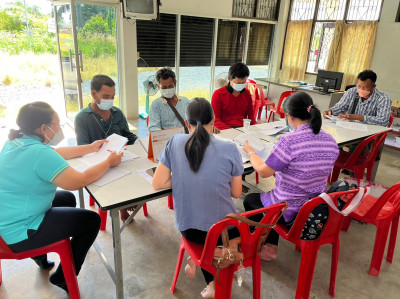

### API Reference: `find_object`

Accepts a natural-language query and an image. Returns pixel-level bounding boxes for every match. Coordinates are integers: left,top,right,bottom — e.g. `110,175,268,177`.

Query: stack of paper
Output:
336,120,368,131
77,133,128,168
234,132,273,162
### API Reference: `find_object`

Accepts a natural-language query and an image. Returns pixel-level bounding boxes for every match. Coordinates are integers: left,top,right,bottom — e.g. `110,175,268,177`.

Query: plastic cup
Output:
243,119,251,132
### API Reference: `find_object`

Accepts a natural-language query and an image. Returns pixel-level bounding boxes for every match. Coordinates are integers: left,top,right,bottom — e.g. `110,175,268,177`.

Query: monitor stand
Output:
322,83,330,94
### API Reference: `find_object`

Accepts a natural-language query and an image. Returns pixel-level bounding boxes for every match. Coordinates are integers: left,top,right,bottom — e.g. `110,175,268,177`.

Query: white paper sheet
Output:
335,120,368,131
77,133,128,167
92,167,132,187
325,115,339,122
139,136,149,152
258,126,288,136
121,149,139,163
234,132,273,161
136,169,154,185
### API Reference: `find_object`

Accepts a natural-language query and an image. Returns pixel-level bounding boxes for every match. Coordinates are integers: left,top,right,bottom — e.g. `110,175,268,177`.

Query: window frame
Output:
283,0,384,75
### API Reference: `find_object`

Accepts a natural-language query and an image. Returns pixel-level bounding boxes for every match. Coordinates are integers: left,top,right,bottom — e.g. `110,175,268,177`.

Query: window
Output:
136,14,176,113
246,23,274,79
179,16,214,100
288,0,383,73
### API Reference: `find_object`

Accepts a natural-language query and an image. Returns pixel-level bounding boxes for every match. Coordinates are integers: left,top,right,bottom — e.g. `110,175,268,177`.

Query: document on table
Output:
325,115,339,122
136,169,154,185
121,149,139,163
253,120,286,130
234,132,273,162
92,167,132,187
258,126,288,136
335,120,368,131
138,136,149,152
214,134,251,163
77,133,128,167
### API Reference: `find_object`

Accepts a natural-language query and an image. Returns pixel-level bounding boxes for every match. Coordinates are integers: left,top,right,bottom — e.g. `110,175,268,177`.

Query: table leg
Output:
78,188,85,208
110,208,124,299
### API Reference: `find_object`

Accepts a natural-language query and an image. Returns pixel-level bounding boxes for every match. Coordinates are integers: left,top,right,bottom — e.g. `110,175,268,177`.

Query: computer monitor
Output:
315,70,344,93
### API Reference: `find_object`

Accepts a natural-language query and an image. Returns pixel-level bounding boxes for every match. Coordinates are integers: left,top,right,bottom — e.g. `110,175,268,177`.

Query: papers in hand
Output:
234,132,273,162
77,133,128,168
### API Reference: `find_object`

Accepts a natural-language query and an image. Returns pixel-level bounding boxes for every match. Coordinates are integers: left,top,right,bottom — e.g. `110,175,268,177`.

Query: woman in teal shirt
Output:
0,102,122,293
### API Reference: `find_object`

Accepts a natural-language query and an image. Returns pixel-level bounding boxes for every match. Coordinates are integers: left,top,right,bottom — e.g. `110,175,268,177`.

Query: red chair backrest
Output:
343,133,379,166
199,202,287,270
146,116,149,127
388,114,394,128
276,90,298,111
246,83,265,117
278,189,366,245
369,130,391,163
358,182,400,220
246,79,257,85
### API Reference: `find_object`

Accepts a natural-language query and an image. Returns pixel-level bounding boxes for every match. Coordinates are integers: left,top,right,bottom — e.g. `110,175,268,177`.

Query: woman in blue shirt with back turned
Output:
152,98,243,298
0,102,122,294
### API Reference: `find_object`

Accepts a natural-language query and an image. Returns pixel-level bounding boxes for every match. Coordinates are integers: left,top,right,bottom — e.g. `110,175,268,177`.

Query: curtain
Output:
247,23,272,65
326,21,378,89
281,20,313,81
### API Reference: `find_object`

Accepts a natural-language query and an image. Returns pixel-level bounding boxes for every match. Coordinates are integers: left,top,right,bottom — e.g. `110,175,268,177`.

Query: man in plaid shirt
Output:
323,70,392,127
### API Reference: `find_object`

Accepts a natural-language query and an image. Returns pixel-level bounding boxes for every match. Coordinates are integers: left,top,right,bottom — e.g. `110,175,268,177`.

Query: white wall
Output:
161,0,234,19
370,1,400,100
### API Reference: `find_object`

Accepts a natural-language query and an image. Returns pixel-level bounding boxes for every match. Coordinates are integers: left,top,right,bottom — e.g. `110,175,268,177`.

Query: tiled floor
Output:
0,118,399,298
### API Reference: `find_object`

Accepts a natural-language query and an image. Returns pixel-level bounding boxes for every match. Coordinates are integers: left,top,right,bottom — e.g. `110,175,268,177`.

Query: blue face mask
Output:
97,99,114,111
232,82,246,92
285,117,295,132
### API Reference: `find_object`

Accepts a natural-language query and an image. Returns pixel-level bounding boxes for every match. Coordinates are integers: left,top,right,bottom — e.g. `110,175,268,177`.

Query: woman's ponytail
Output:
309,105,322,134
283,92,322,135
184,98,214,173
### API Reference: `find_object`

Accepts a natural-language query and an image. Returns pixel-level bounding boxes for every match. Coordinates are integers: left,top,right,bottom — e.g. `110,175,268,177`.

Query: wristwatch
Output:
247,151,256,156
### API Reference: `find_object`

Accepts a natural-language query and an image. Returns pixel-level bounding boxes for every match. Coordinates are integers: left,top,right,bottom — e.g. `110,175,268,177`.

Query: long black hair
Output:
283,92,322,134
185,98,214,173
8,101,54,141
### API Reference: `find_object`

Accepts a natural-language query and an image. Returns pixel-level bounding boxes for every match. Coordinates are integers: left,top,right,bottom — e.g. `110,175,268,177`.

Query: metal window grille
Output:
290,0,317,21
346,0,383,21
233,0,257,18
316,0,347,20
256,0,280,20
307,22,335,73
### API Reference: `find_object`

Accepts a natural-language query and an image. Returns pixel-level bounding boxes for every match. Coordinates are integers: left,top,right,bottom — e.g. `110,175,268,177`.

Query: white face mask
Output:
160,87,176,99
45,126,64,146
232,82,246,92
97,99,114,111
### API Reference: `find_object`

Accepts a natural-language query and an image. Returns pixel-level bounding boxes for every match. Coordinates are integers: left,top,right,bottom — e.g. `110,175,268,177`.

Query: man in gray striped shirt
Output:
323,70,392,127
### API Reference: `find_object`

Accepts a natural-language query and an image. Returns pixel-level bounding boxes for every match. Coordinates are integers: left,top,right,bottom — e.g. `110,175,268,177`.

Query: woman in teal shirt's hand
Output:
0,102,123,293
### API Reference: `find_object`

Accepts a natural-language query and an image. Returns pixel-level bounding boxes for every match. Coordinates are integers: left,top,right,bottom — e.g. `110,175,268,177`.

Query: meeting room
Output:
1,0,400,298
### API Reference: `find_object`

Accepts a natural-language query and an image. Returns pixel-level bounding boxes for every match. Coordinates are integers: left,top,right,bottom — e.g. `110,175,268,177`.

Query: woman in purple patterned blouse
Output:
243,92,339,261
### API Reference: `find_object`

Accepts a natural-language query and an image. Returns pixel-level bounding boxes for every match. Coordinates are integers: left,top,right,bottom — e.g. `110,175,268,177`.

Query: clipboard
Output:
148,127,185,162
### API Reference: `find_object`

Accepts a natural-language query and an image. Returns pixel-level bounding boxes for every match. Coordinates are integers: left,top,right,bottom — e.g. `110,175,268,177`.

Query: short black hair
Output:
91,75,115,92
156,67,176,84
357,70,377,83
228,63,250,80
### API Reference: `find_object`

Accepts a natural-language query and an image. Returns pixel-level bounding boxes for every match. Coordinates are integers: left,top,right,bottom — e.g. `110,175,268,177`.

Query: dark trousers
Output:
9,190,101,281
180,227,240,284
243,193,294,246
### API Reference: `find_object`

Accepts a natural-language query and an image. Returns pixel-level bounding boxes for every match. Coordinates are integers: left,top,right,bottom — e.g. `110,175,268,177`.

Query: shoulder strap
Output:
319,187,370,216
165,99,189,134
349,94,360,114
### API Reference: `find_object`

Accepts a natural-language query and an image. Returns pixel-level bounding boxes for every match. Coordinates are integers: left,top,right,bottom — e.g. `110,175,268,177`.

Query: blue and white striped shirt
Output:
330,87,392,126
148,96,190,132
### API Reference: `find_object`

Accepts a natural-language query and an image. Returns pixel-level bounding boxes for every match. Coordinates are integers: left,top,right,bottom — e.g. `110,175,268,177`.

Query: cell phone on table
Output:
146,166,157,177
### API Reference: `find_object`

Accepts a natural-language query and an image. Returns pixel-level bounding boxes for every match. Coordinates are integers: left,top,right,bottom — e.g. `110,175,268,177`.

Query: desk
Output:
235,119,392,180
85,142,170,299
254,77,344,112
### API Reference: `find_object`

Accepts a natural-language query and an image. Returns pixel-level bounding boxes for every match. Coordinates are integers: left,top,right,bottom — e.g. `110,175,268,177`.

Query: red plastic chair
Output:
170,202,287,299
267,91,298,122
0,237,80,298
341,182,400,276
246,83,275,123
388,114,394,128
329,130,391,184
274,189,366,298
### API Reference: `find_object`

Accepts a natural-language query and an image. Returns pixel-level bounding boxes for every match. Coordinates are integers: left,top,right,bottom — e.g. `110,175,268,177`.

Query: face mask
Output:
232,82,246,92
45,126,64,146
358,89,371,99
160,87,176,99
97,99,114,111
285,118,295,132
